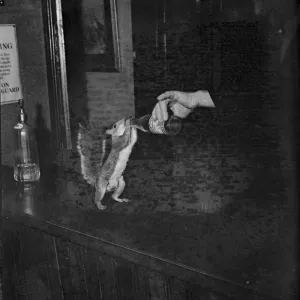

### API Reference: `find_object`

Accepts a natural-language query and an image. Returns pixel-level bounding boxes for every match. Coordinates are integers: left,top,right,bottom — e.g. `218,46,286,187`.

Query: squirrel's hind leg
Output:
111,176,129,203
95,180,108,210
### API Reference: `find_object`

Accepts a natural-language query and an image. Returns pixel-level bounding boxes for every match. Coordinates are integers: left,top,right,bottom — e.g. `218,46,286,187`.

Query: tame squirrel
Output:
77,117,138,210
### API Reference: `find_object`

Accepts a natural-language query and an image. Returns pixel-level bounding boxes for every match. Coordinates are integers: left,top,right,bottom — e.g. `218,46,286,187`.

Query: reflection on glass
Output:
16,183,36,215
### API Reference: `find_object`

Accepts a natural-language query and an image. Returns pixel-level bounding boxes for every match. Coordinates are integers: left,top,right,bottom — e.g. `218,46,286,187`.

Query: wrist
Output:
192,90,215,108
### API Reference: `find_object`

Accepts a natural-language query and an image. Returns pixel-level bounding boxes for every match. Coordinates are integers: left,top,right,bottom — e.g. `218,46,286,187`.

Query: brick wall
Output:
64,0,135,151
130,13,295,213
87,0,134,126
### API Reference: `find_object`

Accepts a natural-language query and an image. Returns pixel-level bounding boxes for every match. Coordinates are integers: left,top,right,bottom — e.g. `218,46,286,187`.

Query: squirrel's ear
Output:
80,116,91,129
78,123,88,132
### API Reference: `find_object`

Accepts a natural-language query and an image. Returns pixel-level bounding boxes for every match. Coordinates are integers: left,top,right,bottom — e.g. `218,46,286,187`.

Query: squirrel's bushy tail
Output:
77,123,107,186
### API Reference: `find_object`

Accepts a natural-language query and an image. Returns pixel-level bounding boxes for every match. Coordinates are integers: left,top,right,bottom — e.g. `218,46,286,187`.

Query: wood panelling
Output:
147,269,169,300
3,216,279,300
132,265,150,299
3,227,19,300
80,247,103,299
2,221,63,300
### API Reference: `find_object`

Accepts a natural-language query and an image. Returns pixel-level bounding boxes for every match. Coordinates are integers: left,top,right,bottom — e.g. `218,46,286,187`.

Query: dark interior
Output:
1,0,298,299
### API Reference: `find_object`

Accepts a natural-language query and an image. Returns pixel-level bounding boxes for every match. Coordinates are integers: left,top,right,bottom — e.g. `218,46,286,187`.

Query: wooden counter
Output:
1,161,296,299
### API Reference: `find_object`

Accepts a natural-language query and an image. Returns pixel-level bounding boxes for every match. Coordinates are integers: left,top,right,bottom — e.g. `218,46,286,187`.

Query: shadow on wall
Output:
62,0,89,151
34,103,52,177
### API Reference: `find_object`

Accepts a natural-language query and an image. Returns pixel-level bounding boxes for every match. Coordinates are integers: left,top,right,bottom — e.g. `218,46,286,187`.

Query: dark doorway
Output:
61,0,89,152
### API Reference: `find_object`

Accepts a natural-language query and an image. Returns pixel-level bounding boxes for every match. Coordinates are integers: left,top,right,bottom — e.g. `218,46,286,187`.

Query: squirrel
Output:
77,117,138,210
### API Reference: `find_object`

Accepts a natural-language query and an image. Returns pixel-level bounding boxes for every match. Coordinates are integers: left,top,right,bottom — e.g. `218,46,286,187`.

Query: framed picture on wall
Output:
83,0,120,72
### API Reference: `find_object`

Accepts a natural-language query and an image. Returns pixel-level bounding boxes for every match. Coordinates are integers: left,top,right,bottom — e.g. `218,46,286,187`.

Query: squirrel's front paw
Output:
96,202,107,210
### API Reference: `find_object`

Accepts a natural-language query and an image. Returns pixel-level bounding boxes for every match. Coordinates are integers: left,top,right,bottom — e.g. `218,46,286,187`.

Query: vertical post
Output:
155,0,168,85
163,0,167,80
41,0,72,153
155,0,159,57
196,0,201,14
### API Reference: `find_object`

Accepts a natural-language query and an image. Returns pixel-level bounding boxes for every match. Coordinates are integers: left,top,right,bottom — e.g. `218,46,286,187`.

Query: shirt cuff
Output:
194,90,216,108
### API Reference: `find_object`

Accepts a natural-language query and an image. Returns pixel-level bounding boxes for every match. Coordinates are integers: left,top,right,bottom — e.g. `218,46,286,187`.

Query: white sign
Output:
0,24,23,105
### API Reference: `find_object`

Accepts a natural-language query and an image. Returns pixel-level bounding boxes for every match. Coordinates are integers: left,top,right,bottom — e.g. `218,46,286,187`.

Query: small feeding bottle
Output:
13,99,41,182
131,114,182,136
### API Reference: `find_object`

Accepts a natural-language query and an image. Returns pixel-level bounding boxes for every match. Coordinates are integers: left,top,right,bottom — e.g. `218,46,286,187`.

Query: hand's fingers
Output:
158,91,192,108
157,91,177,101
169,101,176,114
157,100,169,121
154,103,163,121
151,102,164,121
170,102,193,119
152,100,170,121
151,104,158,120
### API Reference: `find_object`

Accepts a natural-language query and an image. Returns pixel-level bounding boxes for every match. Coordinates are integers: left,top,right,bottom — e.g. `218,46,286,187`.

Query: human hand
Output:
152,90,214,121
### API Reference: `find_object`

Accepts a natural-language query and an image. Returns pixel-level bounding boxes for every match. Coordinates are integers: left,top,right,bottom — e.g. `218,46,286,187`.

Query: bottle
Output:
131,114,182,136
13,99,41,182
